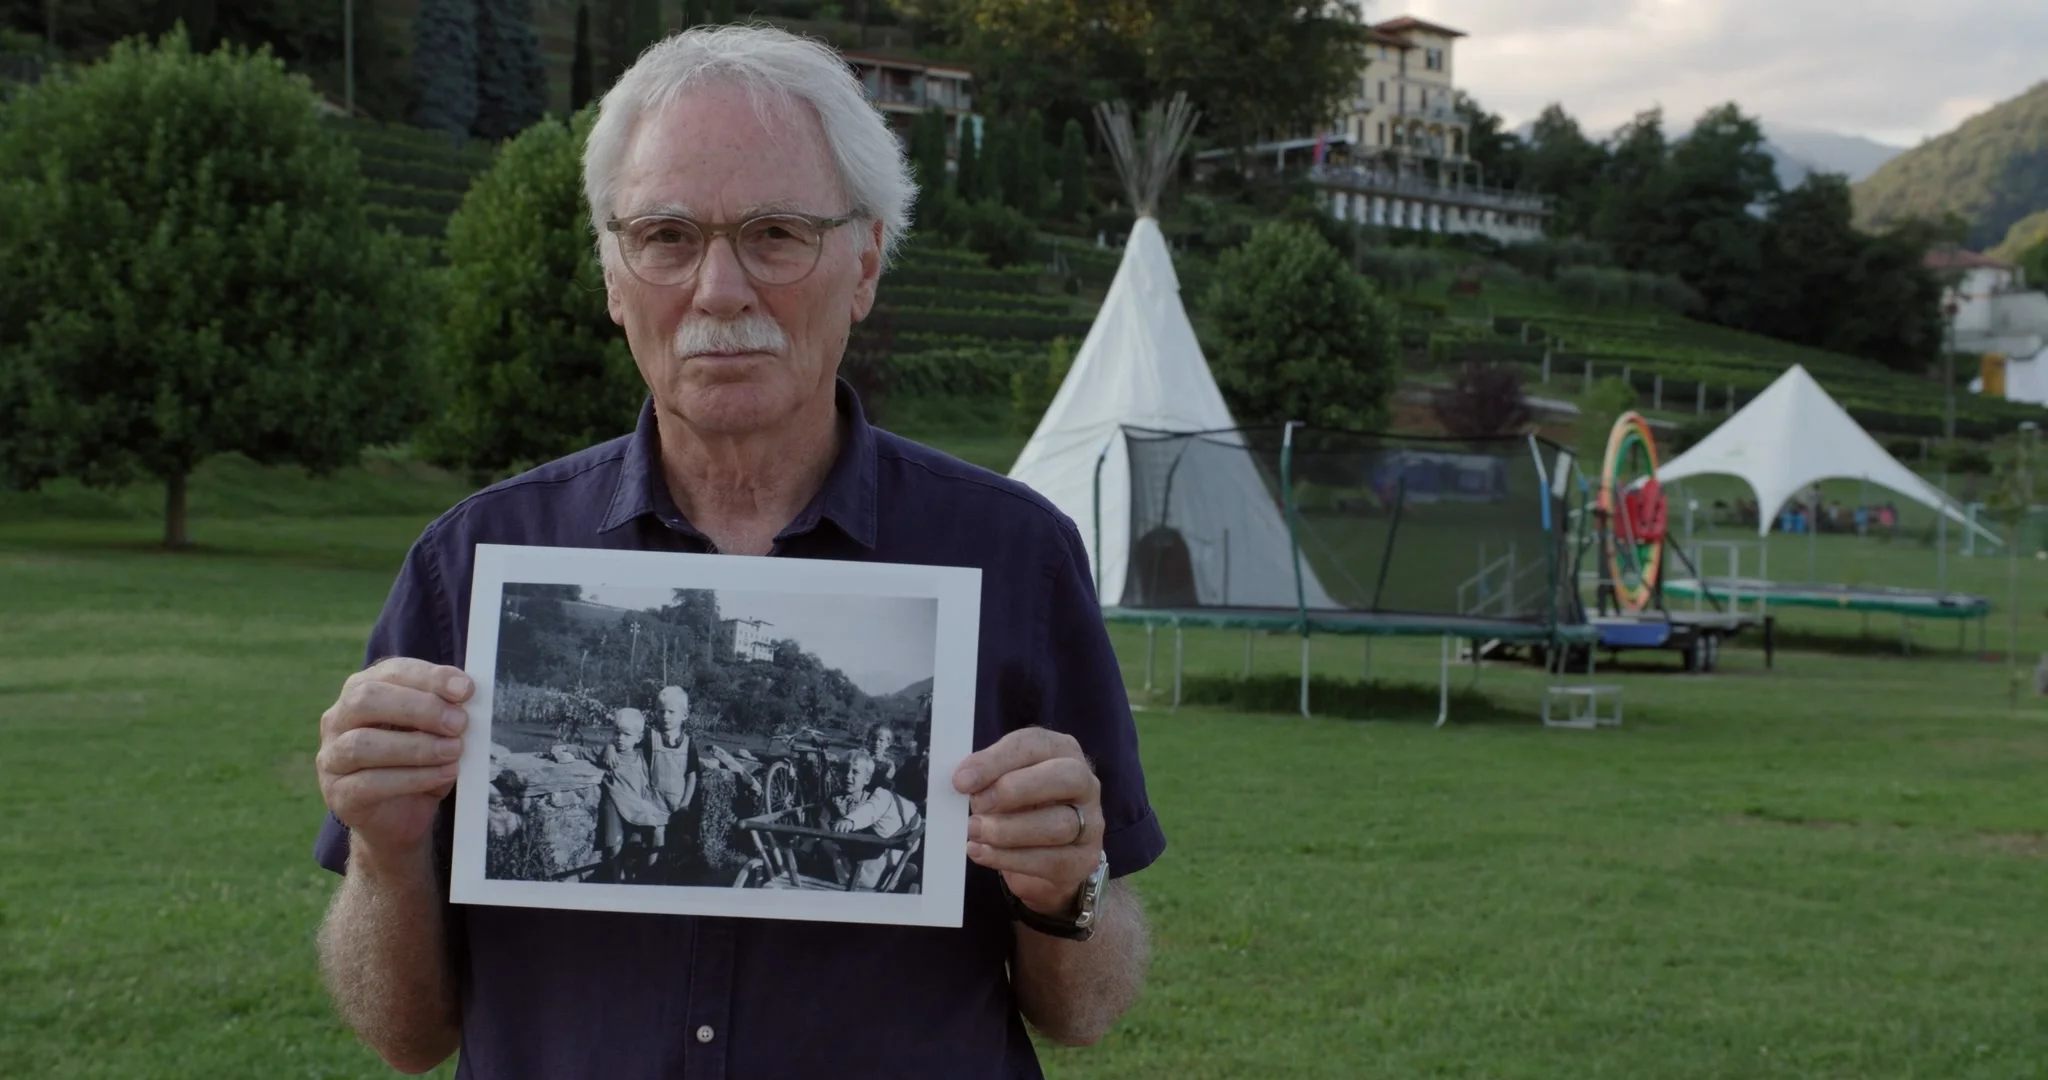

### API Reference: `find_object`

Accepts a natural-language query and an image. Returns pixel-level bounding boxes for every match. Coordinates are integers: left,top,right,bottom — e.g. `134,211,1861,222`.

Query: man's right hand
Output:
317,658,474,859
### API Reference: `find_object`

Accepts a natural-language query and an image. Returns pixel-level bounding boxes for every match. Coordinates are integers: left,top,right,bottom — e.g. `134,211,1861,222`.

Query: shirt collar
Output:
600,377,879,550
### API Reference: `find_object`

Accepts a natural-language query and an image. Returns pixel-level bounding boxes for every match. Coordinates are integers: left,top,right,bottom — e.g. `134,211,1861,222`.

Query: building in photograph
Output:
1195,13,1550,244
721,617,777,664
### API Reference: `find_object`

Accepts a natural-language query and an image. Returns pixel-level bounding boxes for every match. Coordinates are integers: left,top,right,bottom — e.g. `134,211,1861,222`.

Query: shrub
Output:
1432,363,1533,438
415,108,644,472
1205,221,1402,430
1009,336,1075,435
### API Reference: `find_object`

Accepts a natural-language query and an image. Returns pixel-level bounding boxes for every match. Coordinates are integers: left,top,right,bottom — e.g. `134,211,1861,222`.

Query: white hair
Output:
583,23,917,269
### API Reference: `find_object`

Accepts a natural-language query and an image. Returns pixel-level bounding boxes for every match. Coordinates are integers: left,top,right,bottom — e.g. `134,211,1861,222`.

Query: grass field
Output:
5,451,2048,1079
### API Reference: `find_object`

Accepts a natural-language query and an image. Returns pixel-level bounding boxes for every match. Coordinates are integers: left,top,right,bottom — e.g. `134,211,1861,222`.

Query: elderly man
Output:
310,23,1163,1079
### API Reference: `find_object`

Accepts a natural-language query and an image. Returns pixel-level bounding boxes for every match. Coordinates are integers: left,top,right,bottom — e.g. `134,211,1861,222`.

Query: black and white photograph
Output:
450,544,981,927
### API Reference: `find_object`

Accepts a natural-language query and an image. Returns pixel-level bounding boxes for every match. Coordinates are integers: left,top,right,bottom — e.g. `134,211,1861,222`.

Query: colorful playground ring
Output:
1599,411,1667,613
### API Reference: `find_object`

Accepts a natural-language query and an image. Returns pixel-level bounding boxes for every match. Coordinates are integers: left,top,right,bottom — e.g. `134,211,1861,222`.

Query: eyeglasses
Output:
605,211,860,287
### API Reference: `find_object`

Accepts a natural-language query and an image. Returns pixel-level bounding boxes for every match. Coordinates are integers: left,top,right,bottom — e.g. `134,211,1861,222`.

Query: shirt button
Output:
696,1025,715,1043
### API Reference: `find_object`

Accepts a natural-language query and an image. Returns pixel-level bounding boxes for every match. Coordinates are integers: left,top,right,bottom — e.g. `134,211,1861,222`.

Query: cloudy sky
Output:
1390,0,2047,147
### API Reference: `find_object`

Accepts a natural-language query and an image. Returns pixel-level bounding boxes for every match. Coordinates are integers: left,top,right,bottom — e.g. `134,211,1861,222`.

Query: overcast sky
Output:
1390,0,2047,147
579,585,938,698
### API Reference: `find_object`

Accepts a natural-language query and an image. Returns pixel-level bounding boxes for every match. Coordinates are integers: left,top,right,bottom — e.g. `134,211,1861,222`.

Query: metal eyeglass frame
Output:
604,211,862,287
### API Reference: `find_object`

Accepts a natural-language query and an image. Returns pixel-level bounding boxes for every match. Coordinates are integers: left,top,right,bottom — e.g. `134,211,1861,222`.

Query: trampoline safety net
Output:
1114,425,1579,627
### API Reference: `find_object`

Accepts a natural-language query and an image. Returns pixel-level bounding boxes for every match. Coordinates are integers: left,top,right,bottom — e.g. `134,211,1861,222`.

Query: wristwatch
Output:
1003,850,1110,941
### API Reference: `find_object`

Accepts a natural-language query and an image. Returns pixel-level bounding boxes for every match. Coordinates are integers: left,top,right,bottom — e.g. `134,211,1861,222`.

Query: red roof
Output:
1368,28,1416,48
1925,248,2014,272
1375,16,1468,39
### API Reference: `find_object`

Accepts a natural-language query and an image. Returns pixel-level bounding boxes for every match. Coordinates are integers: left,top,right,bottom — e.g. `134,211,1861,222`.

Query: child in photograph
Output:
597,707,668,881
646,685,701,877
832,750,922,891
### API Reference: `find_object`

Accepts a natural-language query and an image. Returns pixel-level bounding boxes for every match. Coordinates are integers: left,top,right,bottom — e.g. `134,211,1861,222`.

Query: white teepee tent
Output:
1658,364,1998,544
1006,97,1333,610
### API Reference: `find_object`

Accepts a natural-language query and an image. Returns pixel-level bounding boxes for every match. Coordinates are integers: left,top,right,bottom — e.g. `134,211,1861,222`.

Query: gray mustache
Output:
674,315,788,357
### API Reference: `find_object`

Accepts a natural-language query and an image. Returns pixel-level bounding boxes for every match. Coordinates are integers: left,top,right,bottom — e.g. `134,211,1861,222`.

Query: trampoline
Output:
1662,577,1991,619
1094,423,1603,726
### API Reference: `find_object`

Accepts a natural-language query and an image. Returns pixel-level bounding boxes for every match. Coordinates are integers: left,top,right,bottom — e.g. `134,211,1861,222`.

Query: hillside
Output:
1852,80,2048,249
1991,209,2048,262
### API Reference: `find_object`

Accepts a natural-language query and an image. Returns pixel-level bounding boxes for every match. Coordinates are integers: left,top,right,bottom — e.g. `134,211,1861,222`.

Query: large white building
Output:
1196,14,1550,244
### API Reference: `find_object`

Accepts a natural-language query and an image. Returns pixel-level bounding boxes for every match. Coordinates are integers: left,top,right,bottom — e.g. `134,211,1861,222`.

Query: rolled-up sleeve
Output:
312,527,460,876
1039,521,1167,880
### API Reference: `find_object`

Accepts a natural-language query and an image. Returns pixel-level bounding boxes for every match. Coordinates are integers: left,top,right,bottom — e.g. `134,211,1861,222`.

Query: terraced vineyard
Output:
331,116,496,244
1422,291,2048,442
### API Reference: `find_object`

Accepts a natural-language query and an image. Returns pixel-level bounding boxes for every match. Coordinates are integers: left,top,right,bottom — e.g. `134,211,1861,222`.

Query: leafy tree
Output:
1520,104,1608,237
1012,108,1047,215
411,0,479,137
0,30,429,547
1431,362,1531,438
417,108,644,473
1662,103,1780,328
1204,221,1401,430
1589,108,1675,272
1144,0,1367,158
1057,116,1088,219
954,116,981,200
474,0,548,141
1754,173,1863,350
1453,90,1523,191
906,107,949,195
570,2,594,111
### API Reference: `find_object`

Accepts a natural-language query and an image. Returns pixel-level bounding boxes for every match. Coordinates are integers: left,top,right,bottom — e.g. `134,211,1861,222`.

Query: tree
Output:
410,0,479,137
570,2,594,111
1754,172,1864,351
1057,116,1088,219
1144,0,1368,158
708,0,734,24
1204,221,1401,430
1431,362,1532,438
1520,104,1608,237
1663,102,1780,328
0,30,429,547
417,108,645,473
1011,109,1048,215
474,0,548,141
1454,90,1523,191
1589,108,1675,272
954,117,982,201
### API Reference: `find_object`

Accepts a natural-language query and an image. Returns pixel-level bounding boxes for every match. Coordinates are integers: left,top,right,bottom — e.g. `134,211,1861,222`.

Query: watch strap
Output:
1001,850,1108,941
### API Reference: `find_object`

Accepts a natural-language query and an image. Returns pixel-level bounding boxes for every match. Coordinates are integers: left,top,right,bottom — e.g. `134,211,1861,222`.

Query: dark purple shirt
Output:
313,381,1167,1079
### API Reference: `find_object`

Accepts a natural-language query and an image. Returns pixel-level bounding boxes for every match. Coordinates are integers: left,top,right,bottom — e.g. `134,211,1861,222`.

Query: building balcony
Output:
1307,163,1551,217
1392,99,1462,125
860,83,973,114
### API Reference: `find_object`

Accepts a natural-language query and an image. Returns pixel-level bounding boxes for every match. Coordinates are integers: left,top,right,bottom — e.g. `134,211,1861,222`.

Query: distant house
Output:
1931,247,2048,361
842,51,977,160
1195,13,1549,244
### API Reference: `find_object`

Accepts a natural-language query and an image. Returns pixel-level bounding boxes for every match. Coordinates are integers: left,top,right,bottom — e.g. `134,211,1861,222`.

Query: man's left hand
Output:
953,727,1102,917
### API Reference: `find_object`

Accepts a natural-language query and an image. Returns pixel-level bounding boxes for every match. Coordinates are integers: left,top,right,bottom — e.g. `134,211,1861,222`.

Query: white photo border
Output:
450,543,983,928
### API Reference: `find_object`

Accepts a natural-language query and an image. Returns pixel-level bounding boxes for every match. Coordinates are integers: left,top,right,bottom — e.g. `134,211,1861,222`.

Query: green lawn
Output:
5,455,2048,1079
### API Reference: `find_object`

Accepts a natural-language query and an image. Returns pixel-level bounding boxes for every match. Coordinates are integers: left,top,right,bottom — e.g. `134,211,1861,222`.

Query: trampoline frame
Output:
1095,422,1603,725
